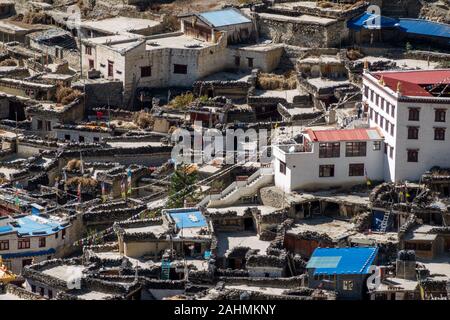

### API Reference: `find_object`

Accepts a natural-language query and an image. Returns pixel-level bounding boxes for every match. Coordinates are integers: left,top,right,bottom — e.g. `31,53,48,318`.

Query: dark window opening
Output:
0,240,9,251
319,165,335,177
407,149,418,162
319,142,340,158
345,142,366,157
173,64,187,74
407,126,419,140
435,109,446,122
408,108,420,121
79,136,85,143
141,66,152,77
349,163,365,176
234,56,240,67
279,161,286,175
107,60,114,77
247,57,253,68
64,134,71,141
18,238,30,249
39,237,46,248
435,128,446,141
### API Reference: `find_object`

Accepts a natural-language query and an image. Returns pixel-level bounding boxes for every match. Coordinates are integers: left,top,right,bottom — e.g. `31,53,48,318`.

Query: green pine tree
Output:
167,165,199,208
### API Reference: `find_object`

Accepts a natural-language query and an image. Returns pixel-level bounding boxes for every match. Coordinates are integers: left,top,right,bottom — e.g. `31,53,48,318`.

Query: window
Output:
247,57,254,68
279,161,286,175
107,60,114,77
435,109,446,122
85,46,92,55
385,101,389,114
22,258,32,267
18,238,30,249
390,124,395,136
140,66,152,78
389,146,394,159
48,289,53,299
79,136,85,143
0,240,9,250
379,116,384,128
434,128,446,141
173,64,187,74
62,228,66,239
37,120,43,130
319,142,340,158
349,163,364,176
343,280,354,291
407,126,419,140
364,86,368,98
407,149,418,162
39,237,46,248
345,142,366,157
319,165,335,177
55,232,59,239
374,112,378,123
93,137,100,143
391,105,395,117
88,59,94,70
384,143,388,154
384,120,389,132
369,108,373,120
408,108,420,121
234,55,240,67
373,141,381,151
64,134,71,141
40,287,45,296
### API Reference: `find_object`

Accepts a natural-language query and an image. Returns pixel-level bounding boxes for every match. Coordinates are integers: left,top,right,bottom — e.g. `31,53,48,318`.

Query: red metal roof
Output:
371,70,450,97
306,128,383,142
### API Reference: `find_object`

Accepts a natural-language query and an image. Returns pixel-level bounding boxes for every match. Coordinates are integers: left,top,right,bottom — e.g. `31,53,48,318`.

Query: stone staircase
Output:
198,167,274,208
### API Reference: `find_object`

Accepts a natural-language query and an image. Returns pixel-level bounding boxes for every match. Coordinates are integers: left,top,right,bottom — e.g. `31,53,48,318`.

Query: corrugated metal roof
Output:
307,247,378,275
347,13,450,40
199,8,251,28
372,70,450,97
307,128,382,142
398,18,450,39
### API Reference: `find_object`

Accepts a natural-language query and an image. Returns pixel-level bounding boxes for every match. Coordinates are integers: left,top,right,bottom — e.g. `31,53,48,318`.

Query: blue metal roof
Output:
347,13,399,30
0,215,67,237
307,247,378,275
167,209,207,229
398,18,450,39
199,8,251,28
347,13,450,40
0,248,56,259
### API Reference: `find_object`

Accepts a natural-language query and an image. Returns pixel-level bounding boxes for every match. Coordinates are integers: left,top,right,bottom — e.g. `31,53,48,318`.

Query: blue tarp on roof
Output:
347,13,450,40
168,210,207,229
199,8,251,28
307,247,378,275
0,215,66,236
0,225,13,234
347,13,399,30
398,18,450,39
0,248,56,259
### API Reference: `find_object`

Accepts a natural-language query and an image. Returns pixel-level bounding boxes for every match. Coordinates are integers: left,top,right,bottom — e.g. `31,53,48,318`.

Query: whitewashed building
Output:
363,69,450,182
273,127,384,192
0,214,71,274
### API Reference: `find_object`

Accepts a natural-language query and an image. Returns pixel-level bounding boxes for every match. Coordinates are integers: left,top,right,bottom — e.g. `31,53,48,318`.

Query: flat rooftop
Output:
216,231,270,257
257,12,337,25
81,17,161,34
146,34,214,50
287,217,354,241
41,264,85,283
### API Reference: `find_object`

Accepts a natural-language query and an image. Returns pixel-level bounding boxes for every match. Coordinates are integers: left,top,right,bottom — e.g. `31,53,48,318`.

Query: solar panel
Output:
307,256,341,269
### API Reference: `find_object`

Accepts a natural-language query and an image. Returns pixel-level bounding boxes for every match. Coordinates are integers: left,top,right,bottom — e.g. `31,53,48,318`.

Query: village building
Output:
363,69,450,182
273,127,384,192
306,247,378,300
0,214,71,274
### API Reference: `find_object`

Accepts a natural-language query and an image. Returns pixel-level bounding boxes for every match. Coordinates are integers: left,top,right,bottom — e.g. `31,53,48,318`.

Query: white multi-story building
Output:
0,214,71,274
363,69,450,182
273,127,385,192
